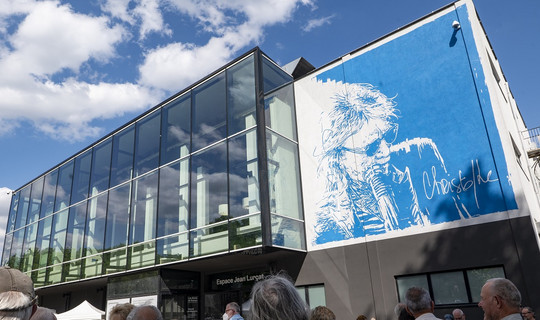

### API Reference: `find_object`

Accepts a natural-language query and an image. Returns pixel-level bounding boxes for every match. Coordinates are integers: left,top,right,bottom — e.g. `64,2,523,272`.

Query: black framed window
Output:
90,138,112,197
396,266,505,305
134,111,161,177
161,93,191,165
54,160,74,212
27,177,44,224
192,72,226,151
111,125,135,187
71,150,92,204
227,54,256,135
40,170,58,219
296,284,326,310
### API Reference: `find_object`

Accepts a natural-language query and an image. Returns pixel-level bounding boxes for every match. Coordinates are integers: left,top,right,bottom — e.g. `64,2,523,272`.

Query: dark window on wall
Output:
296,284,326,310
396,266,505,305
161,93,191,165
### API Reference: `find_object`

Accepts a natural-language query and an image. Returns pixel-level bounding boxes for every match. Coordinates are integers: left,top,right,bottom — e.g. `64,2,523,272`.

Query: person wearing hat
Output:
0,266,37,320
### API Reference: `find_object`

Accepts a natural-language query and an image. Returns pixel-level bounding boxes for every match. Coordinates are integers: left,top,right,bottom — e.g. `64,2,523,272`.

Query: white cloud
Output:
0,0,314,142
139,0,314,91
302,14,335,32
0,188,13,257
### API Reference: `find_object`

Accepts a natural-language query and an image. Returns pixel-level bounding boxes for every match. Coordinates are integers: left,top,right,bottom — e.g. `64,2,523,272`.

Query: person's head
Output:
310,306,335,320
250,274,310,320
126,305,162,320
30,307,56,320
444,314,454,320
405,287,433,318
478,278,521,320
109,303,135,320
522,307,535,320
356,315,367,320
452,308,465,320
0,266,37,320
223,302,241,319
394,303,414,320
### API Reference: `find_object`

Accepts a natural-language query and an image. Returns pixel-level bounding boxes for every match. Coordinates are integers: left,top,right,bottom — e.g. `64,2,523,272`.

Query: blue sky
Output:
0,0,539,247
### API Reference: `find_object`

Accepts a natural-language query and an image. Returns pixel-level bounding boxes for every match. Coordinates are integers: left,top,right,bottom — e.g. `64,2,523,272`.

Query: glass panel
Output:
156,233,189,264
228,130,259,218
296,287,306,304
27,177,44,224
307,285,326,309
15,186,31,230
271,215,305,250
21,222,38,272
7,191,20,233
130,172,158,244
267,130,303,219
48,264,64,284
104,248,127,274
129,241,156,269
105,184,131,250
192,72,226,151
83,254,103,278
190,142,228,228
1,233,13,266
64,260,82,282
161,93,191,165
265,84,297,141
158,160,189,237
396,275,429,302
40,170,58,218
90,138,112,197
229,215,262,250
85,193,108,255
190,224,228,258
71,150,92,204
65,201,87,261
431,271,468,304
9,228,25,268
35,216,53,269
262,56,292,94
33,268,48,287
134,111,161,177
227,55,256,135
55,160,74,212
467,267,505,302
50,209,69,265
111,125,135,187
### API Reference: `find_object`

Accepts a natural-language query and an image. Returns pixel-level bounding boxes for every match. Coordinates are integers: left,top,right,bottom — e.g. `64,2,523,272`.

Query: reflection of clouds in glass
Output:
229,72,255,109
168,126,190,143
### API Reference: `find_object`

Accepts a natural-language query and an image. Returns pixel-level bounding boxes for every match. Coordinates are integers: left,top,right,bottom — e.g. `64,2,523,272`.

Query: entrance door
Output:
204,292,240,320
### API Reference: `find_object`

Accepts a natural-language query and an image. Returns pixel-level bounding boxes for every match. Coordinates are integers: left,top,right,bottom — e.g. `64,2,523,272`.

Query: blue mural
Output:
306,6,518,244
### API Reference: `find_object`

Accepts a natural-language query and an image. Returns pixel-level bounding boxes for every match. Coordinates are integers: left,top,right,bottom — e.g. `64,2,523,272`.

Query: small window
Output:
396,266,505,305
296,284,326,309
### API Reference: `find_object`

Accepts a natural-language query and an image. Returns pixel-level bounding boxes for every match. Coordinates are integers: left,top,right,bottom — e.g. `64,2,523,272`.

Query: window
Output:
192,73,226,151
296,284,326,310
396,266,505,305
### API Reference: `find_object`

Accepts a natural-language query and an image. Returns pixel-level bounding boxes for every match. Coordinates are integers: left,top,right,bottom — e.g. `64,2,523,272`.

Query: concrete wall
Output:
296,216,540,319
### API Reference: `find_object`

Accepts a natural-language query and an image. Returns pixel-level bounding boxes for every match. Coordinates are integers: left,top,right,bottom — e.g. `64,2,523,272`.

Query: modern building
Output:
2,0,540,319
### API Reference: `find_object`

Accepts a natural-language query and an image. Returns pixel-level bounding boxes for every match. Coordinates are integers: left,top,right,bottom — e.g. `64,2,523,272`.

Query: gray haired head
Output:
249,274,309,320
126,305,162,320
405,287,432,314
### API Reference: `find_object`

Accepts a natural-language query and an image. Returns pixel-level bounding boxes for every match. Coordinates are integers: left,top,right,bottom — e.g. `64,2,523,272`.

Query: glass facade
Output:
2,50,305,287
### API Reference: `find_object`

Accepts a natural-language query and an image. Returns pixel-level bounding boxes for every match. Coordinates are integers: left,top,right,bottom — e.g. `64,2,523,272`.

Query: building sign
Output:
295,4,517,249
210,271,267,291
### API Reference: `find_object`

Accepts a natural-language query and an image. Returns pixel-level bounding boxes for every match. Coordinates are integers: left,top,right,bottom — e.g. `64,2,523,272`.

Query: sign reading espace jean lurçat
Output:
295,4,517,249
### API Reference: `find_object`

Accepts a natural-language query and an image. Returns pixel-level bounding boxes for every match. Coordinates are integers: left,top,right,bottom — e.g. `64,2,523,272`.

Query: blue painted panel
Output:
308,7,517,244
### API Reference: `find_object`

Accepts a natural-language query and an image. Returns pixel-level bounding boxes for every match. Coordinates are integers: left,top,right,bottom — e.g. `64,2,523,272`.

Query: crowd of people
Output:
0,266,536,320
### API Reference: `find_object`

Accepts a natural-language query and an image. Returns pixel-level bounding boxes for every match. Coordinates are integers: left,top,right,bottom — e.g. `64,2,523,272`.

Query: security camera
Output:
452,20,461,29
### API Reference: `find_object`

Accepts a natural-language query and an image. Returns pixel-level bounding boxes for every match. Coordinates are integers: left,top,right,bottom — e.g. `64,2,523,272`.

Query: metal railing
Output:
522,126,540,157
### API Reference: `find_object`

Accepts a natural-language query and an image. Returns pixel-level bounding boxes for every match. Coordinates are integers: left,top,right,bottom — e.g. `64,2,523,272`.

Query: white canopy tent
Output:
55,300,105,320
